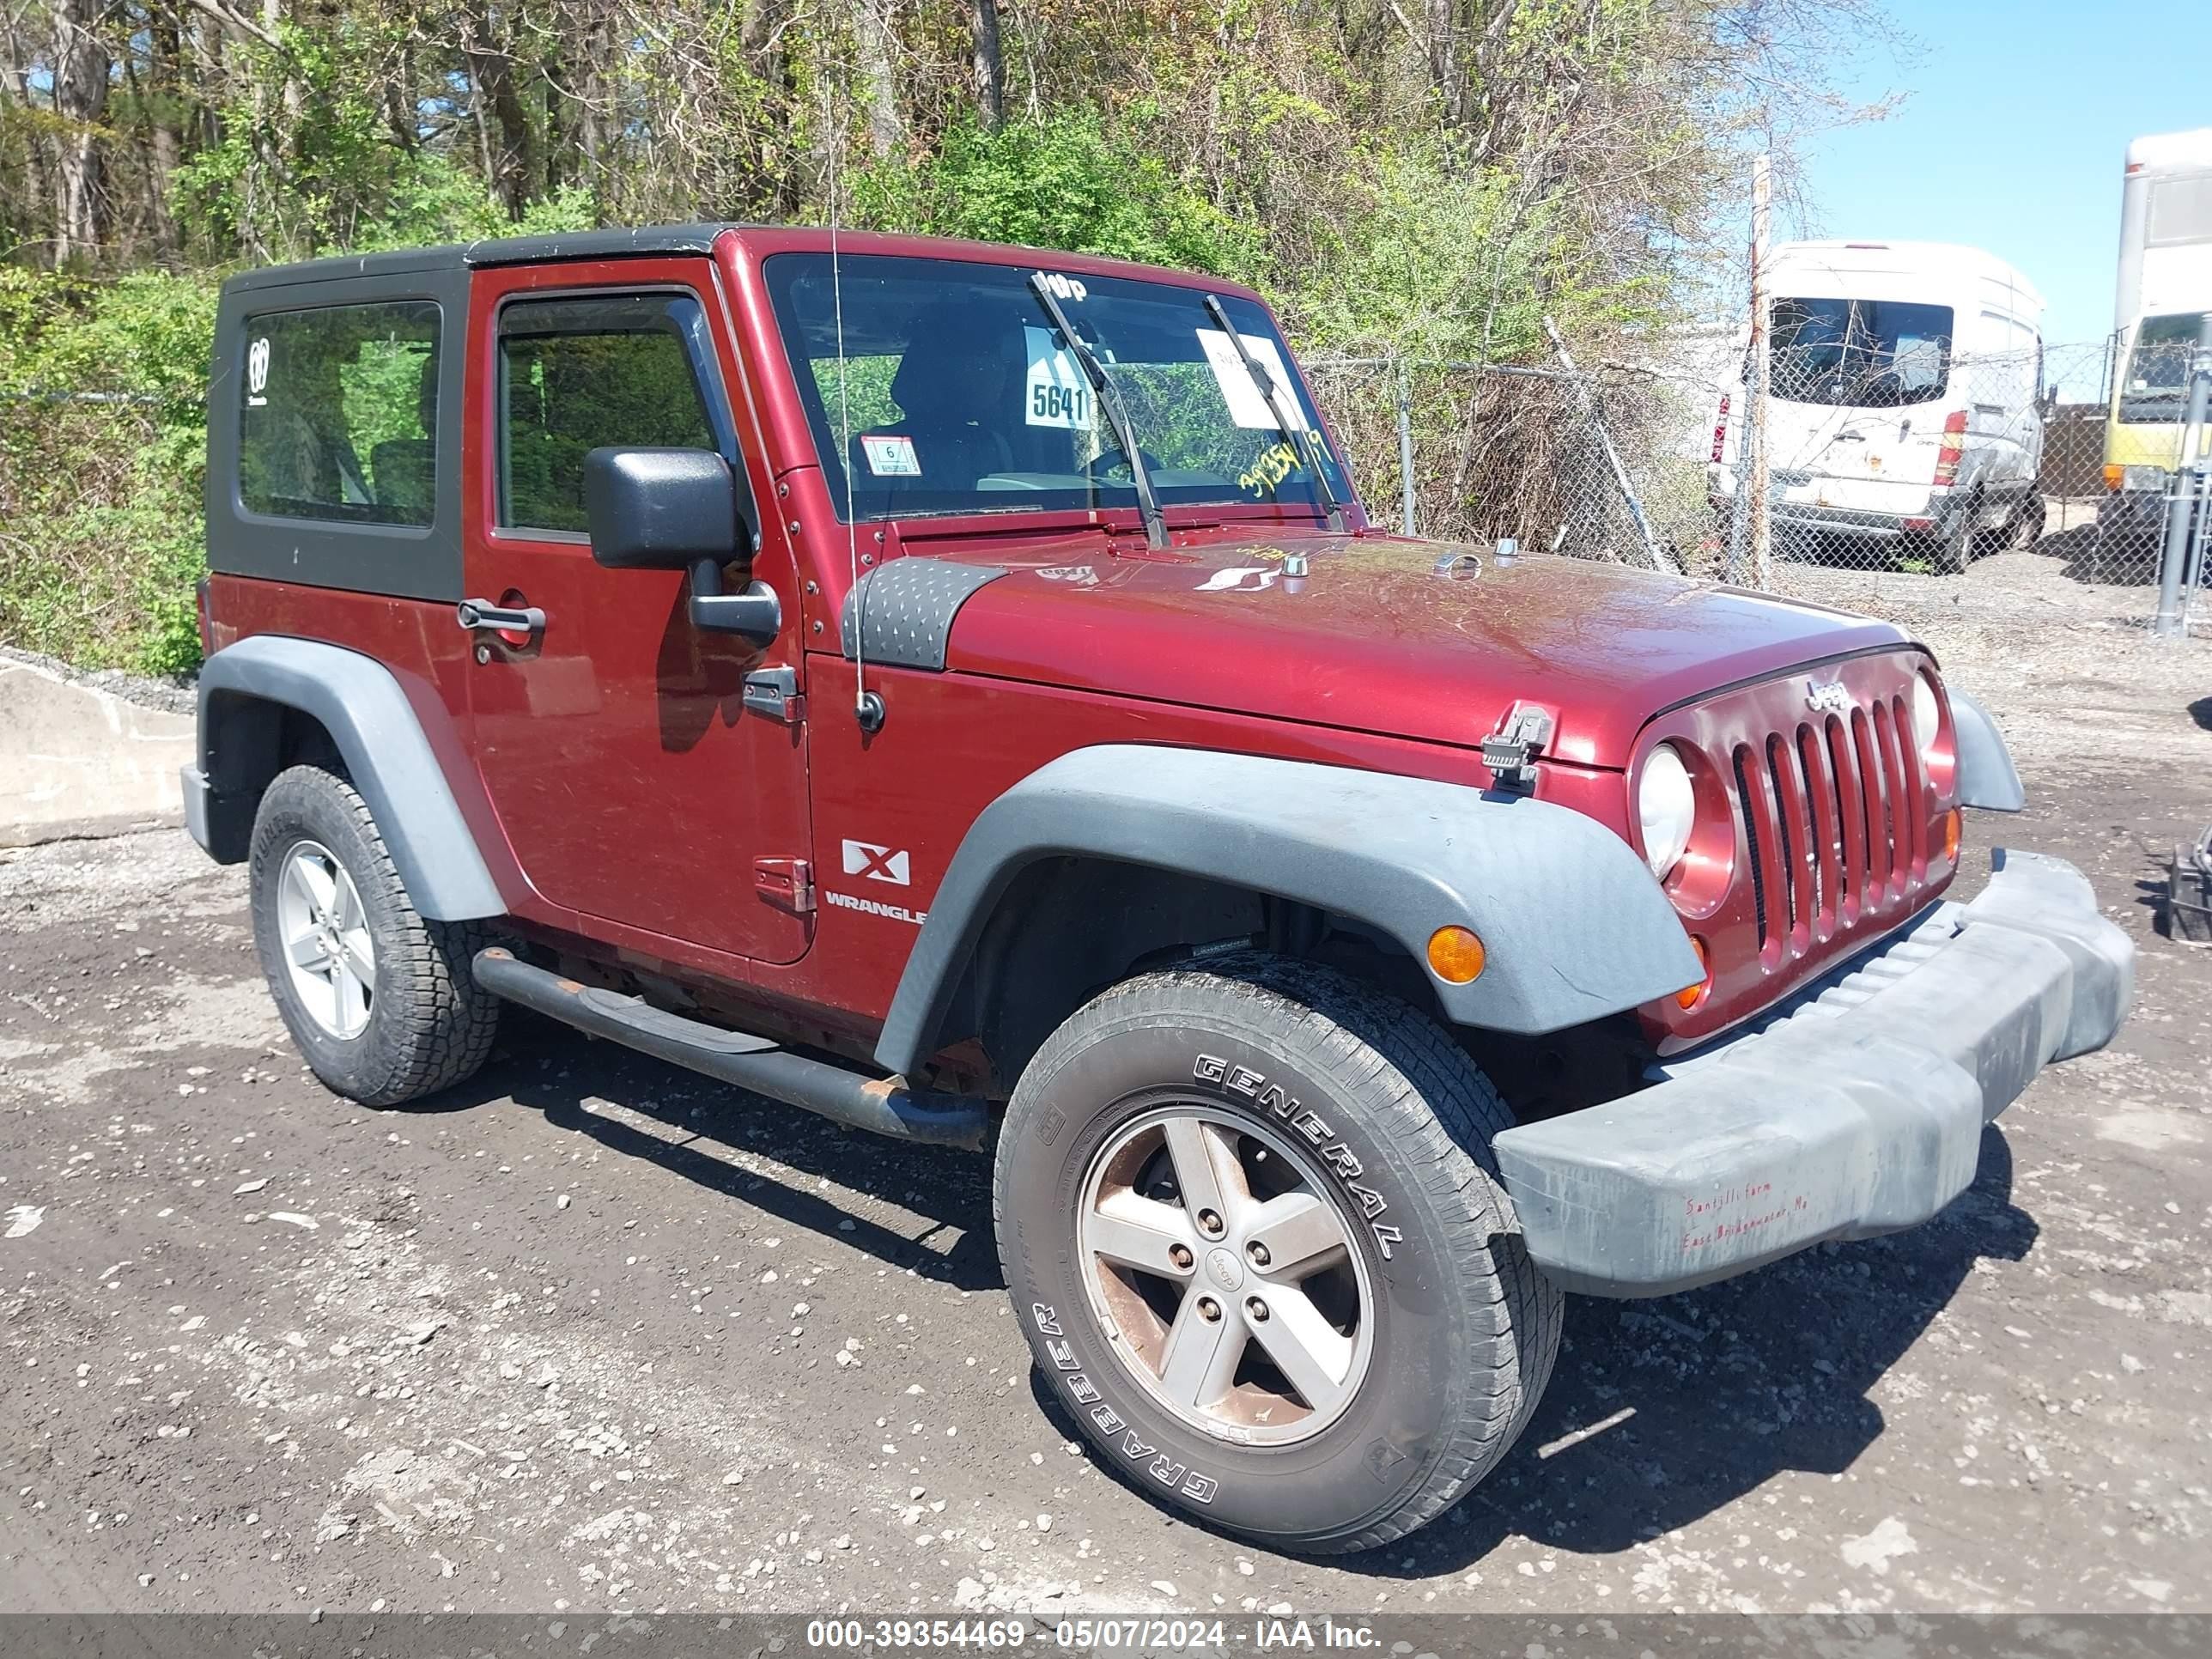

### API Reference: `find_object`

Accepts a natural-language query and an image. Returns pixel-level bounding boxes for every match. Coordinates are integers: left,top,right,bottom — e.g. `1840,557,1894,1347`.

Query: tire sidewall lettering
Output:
1190,1049,1408,1262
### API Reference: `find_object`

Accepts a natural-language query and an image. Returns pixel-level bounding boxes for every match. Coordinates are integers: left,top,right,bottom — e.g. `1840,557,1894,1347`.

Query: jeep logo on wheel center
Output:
1204,1247,1244,1292
184,221,2134,1555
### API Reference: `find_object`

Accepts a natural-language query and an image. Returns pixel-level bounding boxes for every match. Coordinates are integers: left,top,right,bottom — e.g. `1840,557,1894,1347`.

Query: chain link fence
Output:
1305,329,2212,641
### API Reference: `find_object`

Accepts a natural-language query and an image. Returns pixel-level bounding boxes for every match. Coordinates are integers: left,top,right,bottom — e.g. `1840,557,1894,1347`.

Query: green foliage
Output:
2,265,213,674
1285,143,1674,362
851,110,1264,283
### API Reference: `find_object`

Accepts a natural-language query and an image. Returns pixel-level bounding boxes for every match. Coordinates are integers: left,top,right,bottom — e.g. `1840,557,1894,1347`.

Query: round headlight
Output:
1638,744,1696,878
1909,672,1942,759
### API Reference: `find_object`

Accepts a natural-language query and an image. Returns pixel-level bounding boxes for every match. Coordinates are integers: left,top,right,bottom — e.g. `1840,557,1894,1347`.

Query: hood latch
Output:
1481,702,1554,793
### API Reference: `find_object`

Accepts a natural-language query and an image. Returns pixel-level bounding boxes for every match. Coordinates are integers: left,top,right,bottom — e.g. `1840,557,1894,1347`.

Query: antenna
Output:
824,75,884,733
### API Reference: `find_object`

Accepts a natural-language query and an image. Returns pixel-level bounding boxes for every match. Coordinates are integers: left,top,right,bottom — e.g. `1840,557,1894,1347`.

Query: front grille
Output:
1727,689,1930,961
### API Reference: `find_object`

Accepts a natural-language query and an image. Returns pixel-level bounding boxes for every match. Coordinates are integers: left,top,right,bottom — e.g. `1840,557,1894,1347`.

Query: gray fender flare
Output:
1949,687,2024,811
195,635,504,921
873,745,1703,1075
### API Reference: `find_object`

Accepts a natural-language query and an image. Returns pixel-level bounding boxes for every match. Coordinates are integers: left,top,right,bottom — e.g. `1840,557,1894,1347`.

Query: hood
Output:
939,534,1911,767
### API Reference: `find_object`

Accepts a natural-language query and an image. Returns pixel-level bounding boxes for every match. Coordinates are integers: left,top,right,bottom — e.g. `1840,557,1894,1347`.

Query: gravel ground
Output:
0,644,198,720
1,580,2208,1619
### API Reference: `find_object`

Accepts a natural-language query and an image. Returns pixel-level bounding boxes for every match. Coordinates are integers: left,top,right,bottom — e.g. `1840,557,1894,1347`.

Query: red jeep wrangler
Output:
185,224,2133,1554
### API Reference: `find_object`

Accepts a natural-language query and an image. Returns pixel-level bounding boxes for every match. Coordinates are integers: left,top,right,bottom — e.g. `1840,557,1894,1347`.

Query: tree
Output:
970,0,1002,130
50,0,111,264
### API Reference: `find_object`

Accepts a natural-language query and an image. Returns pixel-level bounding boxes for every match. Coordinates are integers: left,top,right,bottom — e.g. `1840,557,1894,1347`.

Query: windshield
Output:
763,253,1350,523
2118,312,2206,424
1768,296,1954,408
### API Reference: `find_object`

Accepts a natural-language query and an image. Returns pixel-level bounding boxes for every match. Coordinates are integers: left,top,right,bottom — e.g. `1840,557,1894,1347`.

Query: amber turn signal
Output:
1675,935,1711,1011
1426,926,1486,984
1942,807,1961,862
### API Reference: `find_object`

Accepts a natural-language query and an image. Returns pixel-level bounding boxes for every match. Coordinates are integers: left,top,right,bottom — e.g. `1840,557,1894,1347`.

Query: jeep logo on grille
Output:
1805,679,1850,715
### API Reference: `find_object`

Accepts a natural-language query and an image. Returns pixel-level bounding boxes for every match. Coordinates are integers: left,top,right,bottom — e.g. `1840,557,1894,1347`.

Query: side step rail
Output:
472,948,988,1151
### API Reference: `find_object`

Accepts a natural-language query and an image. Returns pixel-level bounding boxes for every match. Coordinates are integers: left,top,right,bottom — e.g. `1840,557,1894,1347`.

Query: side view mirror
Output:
582,446,780,644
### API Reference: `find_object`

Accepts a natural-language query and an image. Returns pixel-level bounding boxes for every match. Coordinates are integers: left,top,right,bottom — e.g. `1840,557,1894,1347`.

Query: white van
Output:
1709,240,2051,573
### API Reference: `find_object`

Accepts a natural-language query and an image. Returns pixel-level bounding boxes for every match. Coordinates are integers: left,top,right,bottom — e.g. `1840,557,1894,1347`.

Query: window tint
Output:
498,292,719,533
238,301,440,526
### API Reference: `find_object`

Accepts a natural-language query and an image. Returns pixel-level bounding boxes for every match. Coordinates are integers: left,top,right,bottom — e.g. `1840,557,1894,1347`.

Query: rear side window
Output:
237,302,441,526
2147,175,2212,247
497,293,720,533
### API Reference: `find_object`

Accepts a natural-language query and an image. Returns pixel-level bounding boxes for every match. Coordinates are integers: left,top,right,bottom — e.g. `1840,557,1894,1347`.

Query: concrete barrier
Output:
0,655,195,847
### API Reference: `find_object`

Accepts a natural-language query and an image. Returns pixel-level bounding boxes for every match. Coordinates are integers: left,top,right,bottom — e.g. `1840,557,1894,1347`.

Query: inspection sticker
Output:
860,434,921,476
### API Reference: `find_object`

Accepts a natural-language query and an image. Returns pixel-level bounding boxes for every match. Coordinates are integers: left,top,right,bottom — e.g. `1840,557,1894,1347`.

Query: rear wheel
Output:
994,954,1560,1554
248,763,499,1107
1931,494,1978,574
2006,490,2048,550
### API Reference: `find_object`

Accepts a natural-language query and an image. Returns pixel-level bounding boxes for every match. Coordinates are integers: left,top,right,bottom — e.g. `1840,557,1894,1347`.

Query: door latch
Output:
457,598,546,635
753,857,815,915
742,665,805,722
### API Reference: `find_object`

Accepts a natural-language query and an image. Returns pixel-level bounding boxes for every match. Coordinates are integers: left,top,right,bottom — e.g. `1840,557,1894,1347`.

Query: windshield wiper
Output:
1028,272,1167,550
1203,293,1345,533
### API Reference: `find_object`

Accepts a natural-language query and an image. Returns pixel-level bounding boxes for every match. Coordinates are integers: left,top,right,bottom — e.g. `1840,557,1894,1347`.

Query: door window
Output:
496,292,722,534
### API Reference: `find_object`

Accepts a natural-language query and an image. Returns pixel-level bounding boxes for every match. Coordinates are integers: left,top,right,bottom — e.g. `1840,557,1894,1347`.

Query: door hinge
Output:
753,857,815,915
742,665,806,723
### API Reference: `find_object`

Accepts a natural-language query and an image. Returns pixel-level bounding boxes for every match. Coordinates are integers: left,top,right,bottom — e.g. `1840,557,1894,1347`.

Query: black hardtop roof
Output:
218,223,742,295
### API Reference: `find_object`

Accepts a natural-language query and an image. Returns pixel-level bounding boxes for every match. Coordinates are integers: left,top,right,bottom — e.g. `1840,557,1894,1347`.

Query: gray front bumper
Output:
1492,849,2133,1297
180,763,214,853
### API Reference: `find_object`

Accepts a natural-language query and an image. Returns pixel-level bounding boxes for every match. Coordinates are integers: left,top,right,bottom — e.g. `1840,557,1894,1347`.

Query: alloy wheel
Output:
276,839,376,1040
1076,1105,1375,1444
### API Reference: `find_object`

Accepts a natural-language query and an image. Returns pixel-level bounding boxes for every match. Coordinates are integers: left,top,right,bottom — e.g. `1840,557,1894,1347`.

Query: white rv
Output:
2101,128,2212,556
1710,240,2050,573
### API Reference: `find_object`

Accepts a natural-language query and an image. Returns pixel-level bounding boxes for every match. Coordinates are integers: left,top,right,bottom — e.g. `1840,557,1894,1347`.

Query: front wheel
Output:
993,954,1560,1554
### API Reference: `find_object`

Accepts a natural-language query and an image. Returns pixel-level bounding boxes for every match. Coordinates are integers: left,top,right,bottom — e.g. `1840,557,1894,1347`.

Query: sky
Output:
1797,0,2208,360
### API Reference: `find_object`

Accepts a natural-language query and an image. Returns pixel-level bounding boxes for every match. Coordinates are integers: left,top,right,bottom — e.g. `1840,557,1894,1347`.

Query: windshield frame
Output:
759,249,1358,531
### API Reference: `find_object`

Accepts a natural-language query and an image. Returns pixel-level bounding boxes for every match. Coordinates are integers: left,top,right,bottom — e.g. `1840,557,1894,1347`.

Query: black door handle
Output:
458,598,546,635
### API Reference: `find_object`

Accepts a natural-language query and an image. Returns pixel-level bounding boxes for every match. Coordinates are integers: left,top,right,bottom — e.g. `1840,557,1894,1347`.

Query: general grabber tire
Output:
248,763,499,1108
994,952,1562,1554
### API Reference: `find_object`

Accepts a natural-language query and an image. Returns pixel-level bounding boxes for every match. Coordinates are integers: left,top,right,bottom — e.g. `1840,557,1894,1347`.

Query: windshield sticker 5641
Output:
1024,326,1091,429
